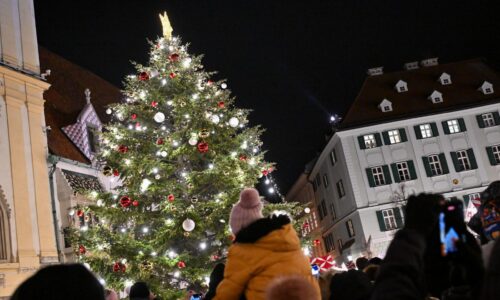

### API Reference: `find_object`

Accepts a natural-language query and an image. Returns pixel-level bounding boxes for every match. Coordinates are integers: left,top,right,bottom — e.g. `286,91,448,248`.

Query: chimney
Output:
404,61,419,70
367,67,384,76
420,57,439,67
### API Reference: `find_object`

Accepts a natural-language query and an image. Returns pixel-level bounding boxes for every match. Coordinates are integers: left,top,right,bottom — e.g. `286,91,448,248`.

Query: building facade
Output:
0,0,58,296
308,58,500,264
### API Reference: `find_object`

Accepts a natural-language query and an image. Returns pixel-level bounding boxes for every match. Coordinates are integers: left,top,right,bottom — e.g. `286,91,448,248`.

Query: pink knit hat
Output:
230,188,264,235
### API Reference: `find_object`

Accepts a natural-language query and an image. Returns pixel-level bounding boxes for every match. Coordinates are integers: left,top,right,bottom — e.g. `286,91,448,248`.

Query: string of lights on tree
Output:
69,13,302,299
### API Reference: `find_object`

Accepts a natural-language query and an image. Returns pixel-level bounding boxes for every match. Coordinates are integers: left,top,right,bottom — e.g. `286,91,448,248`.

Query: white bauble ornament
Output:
221,83,227,89
106,108,112,115
182,218,195,232
229,117,239,128
211,115,220,124
188,137,198,146
160,151,168,157
154,112,165,123
150,70,159,77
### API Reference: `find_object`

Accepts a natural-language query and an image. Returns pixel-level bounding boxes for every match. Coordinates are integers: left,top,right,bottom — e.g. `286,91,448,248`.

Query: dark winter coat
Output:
213,215,320,300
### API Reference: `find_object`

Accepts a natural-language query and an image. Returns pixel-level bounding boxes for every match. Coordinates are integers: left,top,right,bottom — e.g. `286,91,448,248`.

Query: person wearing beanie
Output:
129,282,155,300
213,188,320,300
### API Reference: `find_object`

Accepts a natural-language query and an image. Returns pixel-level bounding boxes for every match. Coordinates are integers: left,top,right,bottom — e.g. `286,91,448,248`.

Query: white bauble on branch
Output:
188,136,198,146
182,218,195,232
229,117,239,128
211,115,220,124
154,112,165,123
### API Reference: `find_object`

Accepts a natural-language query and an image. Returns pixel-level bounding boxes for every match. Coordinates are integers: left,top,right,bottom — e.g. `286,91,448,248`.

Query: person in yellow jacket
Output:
212,188,320,300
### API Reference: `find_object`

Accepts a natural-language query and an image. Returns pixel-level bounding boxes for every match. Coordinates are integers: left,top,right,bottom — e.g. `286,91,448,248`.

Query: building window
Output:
383,106,391,112
336,180,345,198
447,120,460,134
87,127,97,153
428,155,443,176
318,200,328,221
442,78,450,84
312,211,318,228
388,130,401,144
487,145,500,166
323,175,329,188
338,239,343,251
364,134,377,149
396,161,411,181
0,202,11,261
329,203,336,220
420,124,433,138
330,149,337,165
485,87,493,94
482,113,496,127
346,219,355,237
324,233,335,252
372,166,386,186
457,150,471,171
382,209,398,231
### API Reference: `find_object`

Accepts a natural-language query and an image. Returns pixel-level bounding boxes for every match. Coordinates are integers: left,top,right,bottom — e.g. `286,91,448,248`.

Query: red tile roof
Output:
340,59,500,129
40,47,122,164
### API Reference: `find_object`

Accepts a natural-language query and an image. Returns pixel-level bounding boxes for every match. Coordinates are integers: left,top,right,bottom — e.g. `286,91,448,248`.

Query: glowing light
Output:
166,218,173,225
173,140,179,147
200,242,207,250
128,124,133,130
253,148,258,153
106,108,112,115
182,57,192,68
330,116,336,122
204,276,210,285
304,207,311,214
96,199,104,207
138,250,144,255
265,179,270,185
268,187,275,194
191,93,199,100
121,259,127,264
140,179,152,192
161,78,167,85
97,244,104,250
142,227,149,233
139,91,146,99
152,168,159,174
347,255,353,261
303,247,311,256
219,219,226,223
151,251,157,257
168,250,177,258
80,225,89,232
221,83,227,89
231,152,237,157
125,159,131,166
208,163,214,169
161,151,168,157
161,126,167,130
174,271,180,278
167,100,173,106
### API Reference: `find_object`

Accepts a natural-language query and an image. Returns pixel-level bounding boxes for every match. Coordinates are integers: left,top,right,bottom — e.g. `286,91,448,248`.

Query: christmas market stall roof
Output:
340,58,500,130
40,47,122,164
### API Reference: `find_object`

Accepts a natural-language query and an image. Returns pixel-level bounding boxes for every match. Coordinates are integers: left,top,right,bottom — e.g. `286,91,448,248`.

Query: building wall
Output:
310,102,500,263
0,0,57,296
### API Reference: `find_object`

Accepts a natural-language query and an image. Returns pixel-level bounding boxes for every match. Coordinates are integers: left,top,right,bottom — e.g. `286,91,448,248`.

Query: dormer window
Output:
479,81,494,95
87,126,98,153
439,73,451,85
395,80,408,93
379,99,392,112
428,90,443,104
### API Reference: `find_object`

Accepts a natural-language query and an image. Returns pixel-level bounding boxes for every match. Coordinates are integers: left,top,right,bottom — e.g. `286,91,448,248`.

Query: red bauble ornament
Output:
169,72,176,79
169,53,180,62
118,145,128,153
167,194,175,202
239,155,247,161
197,142,209,153
131,113,137,120
132,200,139,207
77,209,84,217
79,245,86,254
177,261,186,268
207,80,213,86
303,222,309,229
217,101,225,108
151,101,158,107
120,196,132,208
138,72,149,81
113,262,126,273
113,169,119,177
156,138,164,145
262,170,269,176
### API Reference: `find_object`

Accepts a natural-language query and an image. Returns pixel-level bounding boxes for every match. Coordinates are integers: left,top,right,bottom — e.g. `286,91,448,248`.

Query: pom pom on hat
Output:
230,188,264,235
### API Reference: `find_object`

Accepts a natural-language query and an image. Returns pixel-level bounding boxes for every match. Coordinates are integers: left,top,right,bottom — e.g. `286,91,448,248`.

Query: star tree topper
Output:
159,11,173,40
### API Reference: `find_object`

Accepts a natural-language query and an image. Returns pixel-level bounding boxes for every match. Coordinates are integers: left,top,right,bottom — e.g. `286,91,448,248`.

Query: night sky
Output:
35,0,500,193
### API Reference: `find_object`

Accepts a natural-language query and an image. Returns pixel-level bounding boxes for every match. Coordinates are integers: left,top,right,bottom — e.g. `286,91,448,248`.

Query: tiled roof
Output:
61,170,103,194
40,47,122,163
340,59,500,129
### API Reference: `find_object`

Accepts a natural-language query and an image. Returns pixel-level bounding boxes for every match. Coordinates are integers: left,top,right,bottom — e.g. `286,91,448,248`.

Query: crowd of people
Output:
9,182,500,299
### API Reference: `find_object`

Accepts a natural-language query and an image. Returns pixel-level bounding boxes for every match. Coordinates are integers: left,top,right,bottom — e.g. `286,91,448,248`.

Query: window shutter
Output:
467,149,478,169
493,112,500,126
366,168,375,187
399,128,408,142
390,163,401,183
422,156,433,177
395,208,404,228
376,211,387,232
486,147,497,165
382,165,393,184
451,151,462,172
439,153,450,174
382,131,391,145
430,123,439,137
407,160,417,180
458,118,467,132
374,133,383,147
442,121,451,134
476,115,486,128
414,125,423,139
358,136,367,150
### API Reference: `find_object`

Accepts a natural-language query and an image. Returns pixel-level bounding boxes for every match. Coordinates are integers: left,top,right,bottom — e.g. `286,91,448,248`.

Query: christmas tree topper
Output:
159,11,173,40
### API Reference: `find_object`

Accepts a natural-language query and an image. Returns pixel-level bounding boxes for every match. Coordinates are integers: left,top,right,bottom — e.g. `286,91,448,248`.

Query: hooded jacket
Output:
213,215,320,300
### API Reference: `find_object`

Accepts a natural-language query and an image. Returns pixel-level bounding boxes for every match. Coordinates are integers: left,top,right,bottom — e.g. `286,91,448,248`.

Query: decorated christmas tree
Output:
71,13,304,298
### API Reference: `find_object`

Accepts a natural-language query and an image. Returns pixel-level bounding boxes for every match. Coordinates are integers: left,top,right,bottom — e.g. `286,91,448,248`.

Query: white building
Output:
309,58,500,264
